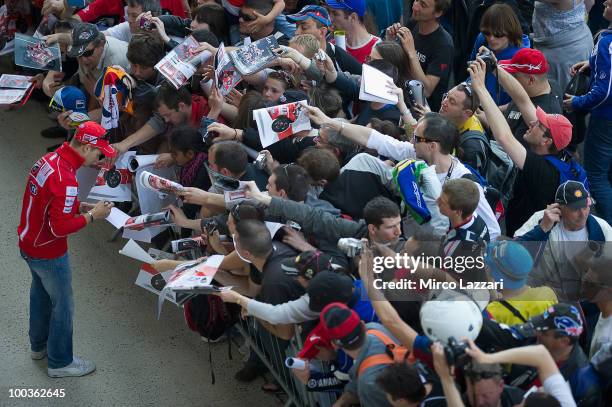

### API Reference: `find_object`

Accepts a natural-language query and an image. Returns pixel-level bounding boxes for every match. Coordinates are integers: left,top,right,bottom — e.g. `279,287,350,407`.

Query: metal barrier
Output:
235,317,338,407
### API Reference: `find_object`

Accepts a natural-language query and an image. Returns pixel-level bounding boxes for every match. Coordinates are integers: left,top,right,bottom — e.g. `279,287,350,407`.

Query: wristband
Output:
87,211,94,223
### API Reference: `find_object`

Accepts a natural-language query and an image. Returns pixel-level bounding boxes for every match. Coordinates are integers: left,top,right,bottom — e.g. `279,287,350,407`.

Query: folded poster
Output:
359,64,398,105
14,33,62,71
229,35,279,76
154,35,211,89
253,100,311,148
215,42,242,96
123,209,172,231
138,171,185,195
87,151,135,202
128,154,159,172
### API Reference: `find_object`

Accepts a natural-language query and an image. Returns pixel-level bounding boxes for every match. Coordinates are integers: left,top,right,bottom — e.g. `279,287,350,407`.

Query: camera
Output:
201,218,220,234
139,18,153,31
199,117,217,148
286,221,301,232
338,238,363,257
469,48,496,73
171,236,205,253
254,152,267,170
443,337,470,367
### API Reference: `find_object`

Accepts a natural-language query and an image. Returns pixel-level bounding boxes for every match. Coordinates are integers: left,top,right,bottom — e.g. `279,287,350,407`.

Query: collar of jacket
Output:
585,215,605,242
56,142,85,171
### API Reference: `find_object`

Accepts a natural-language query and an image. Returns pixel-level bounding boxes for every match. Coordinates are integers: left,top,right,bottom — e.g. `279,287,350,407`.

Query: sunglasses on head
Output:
459,82,477,111
482,30,506,38
239,11,257,22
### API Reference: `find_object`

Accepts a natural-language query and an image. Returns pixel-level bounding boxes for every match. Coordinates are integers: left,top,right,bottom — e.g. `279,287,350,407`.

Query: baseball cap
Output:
555,181,594,209
287,5,331,27
325,0,366,17
74,121,117,158
320,302,363,347
485,240,534,290
68,23,101,58
498,48,548,75
307,271,354,312
530,303,584,337
49,86,89,115
281,250,334,280
536,106,572,150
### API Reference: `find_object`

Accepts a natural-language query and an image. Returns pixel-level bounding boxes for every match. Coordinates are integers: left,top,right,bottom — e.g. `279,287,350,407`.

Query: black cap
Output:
529,303,584,337
555,181,593,209
68,23,101,57
281,250,334,280
307,271,353,312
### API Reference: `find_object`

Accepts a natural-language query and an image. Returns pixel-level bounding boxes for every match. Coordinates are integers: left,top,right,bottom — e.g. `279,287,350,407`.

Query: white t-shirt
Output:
557,222,588,263
590,313,612,358
104,22,132,43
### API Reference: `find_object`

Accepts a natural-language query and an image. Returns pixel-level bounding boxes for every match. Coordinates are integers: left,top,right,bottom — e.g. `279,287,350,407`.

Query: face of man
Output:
328,9,351,32
440,86,471,123
465,378,504,407
412,0,440,22
78,41,104,71
560,205,590,231
536,331,570,356
295,18,326,41
266,173,285,198
412,120,435,163
522,120,552,150
130,63,156,81
82,145,104,166
157,102,189,125
369,216,402,244
127,4,144,33
436,192,456,219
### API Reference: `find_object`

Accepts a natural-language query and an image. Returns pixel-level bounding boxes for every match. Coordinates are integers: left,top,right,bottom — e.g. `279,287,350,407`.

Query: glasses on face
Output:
482,30,506,38
239,11,256,22
80,46,96,58
529,120,551,137
412,131,430,144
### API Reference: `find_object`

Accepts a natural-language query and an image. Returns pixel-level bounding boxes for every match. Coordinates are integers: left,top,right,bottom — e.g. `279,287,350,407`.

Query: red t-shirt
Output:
77,0,186,23
346,35,381,64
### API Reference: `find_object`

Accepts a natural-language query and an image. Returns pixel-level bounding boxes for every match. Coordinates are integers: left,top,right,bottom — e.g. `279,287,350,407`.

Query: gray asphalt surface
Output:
0,72,276,406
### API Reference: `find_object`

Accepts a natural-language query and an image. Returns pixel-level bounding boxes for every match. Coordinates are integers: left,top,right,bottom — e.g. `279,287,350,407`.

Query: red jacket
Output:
18,143,88,259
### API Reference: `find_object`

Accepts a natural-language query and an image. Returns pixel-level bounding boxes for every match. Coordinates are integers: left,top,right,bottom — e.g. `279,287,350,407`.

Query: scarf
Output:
180,152,207,187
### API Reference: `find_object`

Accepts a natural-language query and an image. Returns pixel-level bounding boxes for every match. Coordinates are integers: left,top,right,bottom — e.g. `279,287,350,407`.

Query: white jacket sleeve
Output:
366,129,417,162
245,294,318,325
514,210,546,238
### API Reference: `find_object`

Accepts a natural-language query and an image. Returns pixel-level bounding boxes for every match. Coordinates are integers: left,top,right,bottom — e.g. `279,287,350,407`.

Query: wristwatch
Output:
87,210,94,223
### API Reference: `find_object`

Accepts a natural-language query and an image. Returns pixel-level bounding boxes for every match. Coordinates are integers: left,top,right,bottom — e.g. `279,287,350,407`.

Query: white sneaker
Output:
31,347,47,360
47,357,96,378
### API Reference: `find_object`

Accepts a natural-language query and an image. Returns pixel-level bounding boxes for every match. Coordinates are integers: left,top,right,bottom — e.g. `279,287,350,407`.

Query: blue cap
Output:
485,240,534,290
286,5,332,27
49,86,88,115
325,0,366,17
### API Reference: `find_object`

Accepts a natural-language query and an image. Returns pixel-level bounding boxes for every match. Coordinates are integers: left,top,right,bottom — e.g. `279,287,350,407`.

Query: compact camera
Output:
337,238,363,257
254,152,267,170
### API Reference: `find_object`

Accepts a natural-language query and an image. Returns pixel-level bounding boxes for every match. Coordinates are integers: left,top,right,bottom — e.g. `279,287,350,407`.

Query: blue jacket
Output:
572,30,612,119
469,33,531,105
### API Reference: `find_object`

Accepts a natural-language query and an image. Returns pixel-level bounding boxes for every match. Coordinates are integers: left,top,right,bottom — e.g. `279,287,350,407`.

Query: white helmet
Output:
419,291,483,343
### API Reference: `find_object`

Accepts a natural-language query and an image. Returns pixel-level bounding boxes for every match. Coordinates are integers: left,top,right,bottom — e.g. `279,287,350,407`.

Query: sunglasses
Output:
412,131,431,144
80,47,96,58
239,11,256,22
482,30,506,38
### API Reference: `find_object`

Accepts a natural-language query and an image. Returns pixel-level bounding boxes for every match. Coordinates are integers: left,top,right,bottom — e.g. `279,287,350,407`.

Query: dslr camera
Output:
471,48,497,73
443,337,470,367
201,218,220,234
338,238,363,257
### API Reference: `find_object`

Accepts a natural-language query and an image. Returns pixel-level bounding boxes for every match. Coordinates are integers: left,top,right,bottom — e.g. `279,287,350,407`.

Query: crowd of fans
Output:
8,0,612,405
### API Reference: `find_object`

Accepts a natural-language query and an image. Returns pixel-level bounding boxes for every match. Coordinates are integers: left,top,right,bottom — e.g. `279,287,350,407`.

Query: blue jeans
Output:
20,252,74,369
584,117,612,225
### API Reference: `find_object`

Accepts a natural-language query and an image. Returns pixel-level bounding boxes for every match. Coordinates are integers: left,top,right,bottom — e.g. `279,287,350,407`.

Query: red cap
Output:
499,48,548,75
74,121,117,158
536,106,572,150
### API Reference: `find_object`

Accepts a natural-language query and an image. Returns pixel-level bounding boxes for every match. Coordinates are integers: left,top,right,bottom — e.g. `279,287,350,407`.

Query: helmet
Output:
420,291,483,343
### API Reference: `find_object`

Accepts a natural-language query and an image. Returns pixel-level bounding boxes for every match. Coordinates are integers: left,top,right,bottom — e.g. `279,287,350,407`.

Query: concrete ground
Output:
0,80,277,406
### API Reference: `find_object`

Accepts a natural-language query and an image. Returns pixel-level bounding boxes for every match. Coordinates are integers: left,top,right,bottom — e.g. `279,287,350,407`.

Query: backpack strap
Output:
357,330,411,377
496,300,528,323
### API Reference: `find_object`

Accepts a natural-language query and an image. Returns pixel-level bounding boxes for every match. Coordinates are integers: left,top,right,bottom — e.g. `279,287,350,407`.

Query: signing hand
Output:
226,88,244,108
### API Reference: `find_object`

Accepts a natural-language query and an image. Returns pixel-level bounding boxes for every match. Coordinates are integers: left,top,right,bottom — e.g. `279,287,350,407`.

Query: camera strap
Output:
496,300,527,323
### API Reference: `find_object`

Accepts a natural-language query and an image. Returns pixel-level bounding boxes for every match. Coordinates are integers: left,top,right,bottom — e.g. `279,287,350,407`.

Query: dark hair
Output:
339,10,378,36
191,28,220,47
309,84,342,118
169,125,205,153
267,70,292,91
524,392,561,407
235,219,272,257
193,3,229,44
155,83,192,110
442,178,480,218
373,41,409,86
422,112,459,154
480,3,523,48
230,201,265,223
376,363,427,403
369,118,404,141
211,141,248,175
553,331,579,345
233,91,267,130
243,0,274,15
456,83,480,112
127,0,161,15
127,33,165,67
367,59,399,85
363,197,400,227
297,148,340,183
272,164,311,202
434,0,451,14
